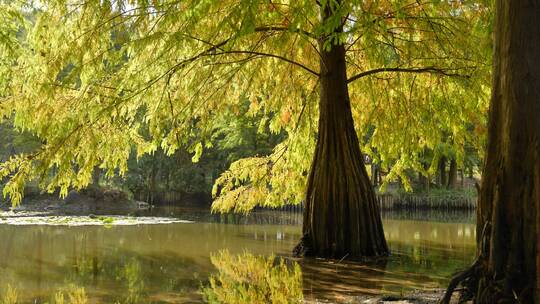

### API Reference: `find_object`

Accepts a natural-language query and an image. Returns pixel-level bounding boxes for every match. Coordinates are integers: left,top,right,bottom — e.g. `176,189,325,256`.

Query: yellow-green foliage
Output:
52,285,88,304
0,0,492,209
0,284,88,304
118,259,145,304
1,285,18,304
203,251,303,304
212,141,311,213
53,291,65,304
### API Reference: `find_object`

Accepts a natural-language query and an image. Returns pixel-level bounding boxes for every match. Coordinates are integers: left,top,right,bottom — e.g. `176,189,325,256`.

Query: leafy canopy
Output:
0,0,491,209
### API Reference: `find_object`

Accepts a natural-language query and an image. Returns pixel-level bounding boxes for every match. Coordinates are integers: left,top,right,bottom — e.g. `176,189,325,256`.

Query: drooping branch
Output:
170,27,319,77
183,26,316,51
51,27,320,105
208,50,319,77
347,66,472,83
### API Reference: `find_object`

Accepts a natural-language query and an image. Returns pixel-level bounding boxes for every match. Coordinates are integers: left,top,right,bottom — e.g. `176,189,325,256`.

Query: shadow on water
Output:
0,207,476,303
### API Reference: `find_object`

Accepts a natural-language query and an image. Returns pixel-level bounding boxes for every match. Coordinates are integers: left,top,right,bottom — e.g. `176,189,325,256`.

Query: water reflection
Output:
381,209,475,223
0,209,476,303
1,285,18,304
142,207,304,226
203,251,302,304
54,285,89,304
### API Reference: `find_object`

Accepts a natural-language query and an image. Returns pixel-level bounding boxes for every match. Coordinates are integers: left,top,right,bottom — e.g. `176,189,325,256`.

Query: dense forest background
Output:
0,100,285,204
0,110,481,207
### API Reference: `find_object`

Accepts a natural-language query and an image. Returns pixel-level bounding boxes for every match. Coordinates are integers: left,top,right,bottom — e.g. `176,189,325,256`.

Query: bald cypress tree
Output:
441,1,540,302
1,0,489,259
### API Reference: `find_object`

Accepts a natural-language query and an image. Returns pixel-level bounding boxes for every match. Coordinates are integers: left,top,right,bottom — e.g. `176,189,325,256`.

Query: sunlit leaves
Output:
345,0,492,187
0,0,491,207
0,2,26,101
1,0,316,204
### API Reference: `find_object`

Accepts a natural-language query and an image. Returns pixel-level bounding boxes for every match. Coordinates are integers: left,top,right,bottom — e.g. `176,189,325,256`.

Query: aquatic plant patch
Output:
0,213,193,226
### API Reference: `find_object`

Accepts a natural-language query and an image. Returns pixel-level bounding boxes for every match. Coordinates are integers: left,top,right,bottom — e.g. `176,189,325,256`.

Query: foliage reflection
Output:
203,250,303,304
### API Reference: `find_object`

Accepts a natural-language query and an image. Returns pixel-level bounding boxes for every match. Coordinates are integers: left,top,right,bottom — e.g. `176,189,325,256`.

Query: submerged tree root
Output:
438,258,483,304
438,222,524,304
293,233,312,257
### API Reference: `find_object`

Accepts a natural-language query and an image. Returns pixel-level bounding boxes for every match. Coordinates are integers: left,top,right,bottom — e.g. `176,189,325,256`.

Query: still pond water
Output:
0,208,476,303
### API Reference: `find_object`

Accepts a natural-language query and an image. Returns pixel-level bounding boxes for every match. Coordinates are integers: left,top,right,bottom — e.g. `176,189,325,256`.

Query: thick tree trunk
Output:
447,158,457,189
294,3,388,259
442,1,540,302
475,1,540,301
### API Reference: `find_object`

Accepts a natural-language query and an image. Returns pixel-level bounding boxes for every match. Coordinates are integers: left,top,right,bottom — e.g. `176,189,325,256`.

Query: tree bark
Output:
294,2,388,259
442,1,540,302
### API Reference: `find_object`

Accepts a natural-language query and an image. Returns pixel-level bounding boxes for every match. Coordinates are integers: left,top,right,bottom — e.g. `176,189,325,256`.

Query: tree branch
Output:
208,50,319,77
254,26,317,40
347,66,471,83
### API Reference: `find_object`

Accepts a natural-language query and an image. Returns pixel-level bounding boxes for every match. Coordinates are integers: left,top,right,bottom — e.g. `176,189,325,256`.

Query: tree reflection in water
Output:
300,257,389,301
0,209,475,303
1,284,18,304
1,284,89,304
202,250,303,304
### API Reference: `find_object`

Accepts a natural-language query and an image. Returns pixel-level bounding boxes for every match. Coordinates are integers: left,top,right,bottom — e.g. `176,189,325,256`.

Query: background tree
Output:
123,99,284,204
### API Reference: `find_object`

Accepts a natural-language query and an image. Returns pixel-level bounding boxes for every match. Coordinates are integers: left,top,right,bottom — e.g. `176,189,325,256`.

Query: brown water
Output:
0,208,475,303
